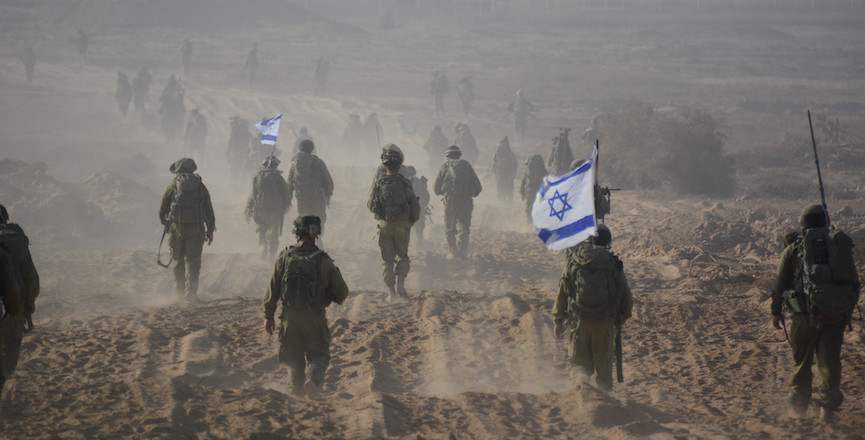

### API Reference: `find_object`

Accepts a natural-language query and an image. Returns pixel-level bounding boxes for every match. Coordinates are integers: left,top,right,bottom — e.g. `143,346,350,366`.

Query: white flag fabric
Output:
531,146,598,251
255,113,282,145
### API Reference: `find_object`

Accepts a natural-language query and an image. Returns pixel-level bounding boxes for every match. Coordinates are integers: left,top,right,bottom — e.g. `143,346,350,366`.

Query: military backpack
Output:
443,160,481,198
786,227,859,316
372,175,412,221
280,249,324,309
168,173,205,224
566,244,622,322
254,170,287,216
292,153,322,199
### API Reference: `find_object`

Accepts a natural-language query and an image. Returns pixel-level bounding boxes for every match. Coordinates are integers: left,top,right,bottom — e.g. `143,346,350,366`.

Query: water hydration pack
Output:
790,227,859,316
566,244,622,322
281,249,323,308
373,175,412,221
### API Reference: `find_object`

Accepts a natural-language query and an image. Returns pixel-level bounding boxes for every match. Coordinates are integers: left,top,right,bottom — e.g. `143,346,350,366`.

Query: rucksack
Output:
792,227,859,316
292,153,321,198
444,160,480,198
566,244,622,322
254,170,287,215
168,173,204,224
280,249,323,308
373,175,412,221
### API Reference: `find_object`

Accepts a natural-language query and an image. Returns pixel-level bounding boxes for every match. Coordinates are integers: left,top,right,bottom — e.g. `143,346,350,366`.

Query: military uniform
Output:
0,208,35,394
247,159,292,258
0,245,23,394
159,159,215,301
287,149,334,226
492,136,518,203
433,148,482,259
405,167,431,251
423,125,449,170
547,130,574,176
507,90,534,141
520,154,547,223
263,233,349,396
552,240,633,390
450,123,479,165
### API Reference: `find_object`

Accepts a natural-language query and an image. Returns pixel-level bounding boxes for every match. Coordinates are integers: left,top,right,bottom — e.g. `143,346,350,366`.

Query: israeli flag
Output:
255,113,282,145
532,146,597,251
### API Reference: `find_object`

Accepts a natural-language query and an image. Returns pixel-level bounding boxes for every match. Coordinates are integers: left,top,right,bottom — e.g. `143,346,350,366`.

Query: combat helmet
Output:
381,143,404,165
592,224,612,247
445,145,462,158
262,155,280,169
298,139,315,153
799,204,827,229
570,159,587,171
169,157,197,174
293,215,322,237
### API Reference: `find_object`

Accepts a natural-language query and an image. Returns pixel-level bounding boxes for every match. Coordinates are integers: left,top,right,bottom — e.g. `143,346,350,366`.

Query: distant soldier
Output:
115,72,133,117
582,117,600,146
342,114,364,160
313,57,329,96
247,156,292,259
552,224,633,391
263,215,349,397
362,113,384,157
228,116,253,181
457,75,474,119
184,109,208,162
431,71,449,118
520,154,547,223
422,125,449,170
159,75,186,142
244,43,259,87
0,245,23,396
21,47,35,83
287,140,334,228
371,144,409,183
158,158,215,303
74,30,89,61
433,146,482,259
404,165,431,251
491,136,518,203
507,89,534,142
132,67,152,113
771,204,860,420
0,205,38,394
569,159,611,223
181,38,193,76
368,147,421,301
547,128,574,176
450,122,479,165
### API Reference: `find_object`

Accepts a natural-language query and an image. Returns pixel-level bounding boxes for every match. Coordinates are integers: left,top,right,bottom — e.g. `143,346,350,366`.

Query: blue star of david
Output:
547,190,571,221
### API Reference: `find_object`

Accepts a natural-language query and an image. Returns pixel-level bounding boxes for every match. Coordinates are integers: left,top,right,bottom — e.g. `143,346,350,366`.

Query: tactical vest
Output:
280,249,325,309
566,244,622,322
787,227,859,316
443,160,480,198
373,175,412,221
168,173,205,225
254,170,287,215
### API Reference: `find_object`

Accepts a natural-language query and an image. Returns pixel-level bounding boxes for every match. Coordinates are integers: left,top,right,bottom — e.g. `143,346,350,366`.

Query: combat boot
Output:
386,285,397,303
396,275,408,299
819,407,835,422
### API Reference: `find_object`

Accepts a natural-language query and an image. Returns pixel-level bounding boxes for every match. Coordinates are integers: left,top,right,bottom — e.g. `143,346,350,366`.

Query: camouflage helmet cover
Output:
169,157,197,174
381,143,404,164
262,155,280,169
799,204,827,228
593,223,612,246
298,139,315,153
445,145,462,158
293,215,322,236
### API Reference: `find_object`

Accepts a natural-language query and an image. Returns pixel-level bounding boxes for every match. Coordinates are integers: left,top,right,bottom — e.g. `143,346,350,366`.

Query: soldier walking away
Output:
293,127,314,156
450,122,479,165
0,245,23,396
771,204,860,421
520,154,547,223
228,116,253,181
362,113,384,158
404,166,431,251
159,75,186,142
287,140,334,229
247,155,292,259
341,114,365,162
507,89,534,143
0,205,38,395
313,56,329,96
491,136,518,203
74,30,89,61
21,47,35,83
244,43,259,88
457,75,474,119
133,67,152,113
423,125,449,171
368,147,421,302
115,72,133,117
547,128,574,176
263,215,349,397
431,71,449,118
433,146,482,260
181,38,193,76
159,158,215,303
185,109,208,163
552,224,633,391
582,117,600,147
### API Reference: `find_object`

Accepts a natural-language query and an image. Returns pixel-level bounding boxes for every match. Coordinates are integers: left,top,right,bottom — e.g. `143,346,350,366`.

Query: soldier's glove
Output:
206,231,214,246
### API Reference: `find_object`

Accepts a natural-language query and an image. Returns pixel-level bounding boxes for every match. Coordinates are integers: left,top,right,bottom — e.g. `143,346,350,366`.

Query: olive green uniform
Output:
159,174,216,297
247,169,292,257
771,237,860,413
287,152,334,226
519,155,546,223
263,242,349,395
0,246,23,394
0,223,38,393
368,174,421,288
492,140,518,203
552,242,633,390
433,158,482,258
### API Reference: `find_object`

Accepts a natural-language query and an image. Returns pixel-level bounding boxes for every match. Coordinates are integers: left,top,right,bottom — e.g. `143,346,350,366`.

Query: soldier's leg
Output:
169,229,187,295
789,313,819,414
394,222,411,297
456,199,473,258
183,225,206,299
590,322,616,391
303,313,332,390
378,223,397,288
444,200,458,256
279,317,307,395
567,322,593,385
0,313,25,388
816,314,846,412
267,223,280,257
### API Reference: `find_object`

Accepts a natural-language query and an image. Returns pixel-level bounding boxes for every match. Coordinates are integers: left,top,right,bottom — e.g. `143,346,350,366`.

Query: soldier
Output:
247,155,292,259
547,128,574,176
293,127,313,156
423,125,449,171
491,136,518,203
21,47,36,83
371,144,409,184
0,205,37,394
159,75,185,142
181,38,193,76
552,224,633,391
771,204,860,420
228,116,253,181
0,245,23,395
287,140,334,228
570,159,611,223
433,146,482,259
431,71,449,117
115,72,133,117
185,109,208,162
313,57,329,96
158,158,215,303
450,122,479,165
507,89,534,143
244,43,259,88
263,215,349,397
520,154,547,223
132,67,152,113
363,113,384,157
582,117,600,147
342,114,364,161
404,166,431,251
368,147,421,301
457,75,474,119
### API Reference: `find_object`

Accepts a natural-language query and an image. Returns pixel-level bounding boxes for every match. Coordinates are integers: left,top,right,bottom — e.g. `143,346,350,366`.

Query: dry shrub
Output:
598,98,734,196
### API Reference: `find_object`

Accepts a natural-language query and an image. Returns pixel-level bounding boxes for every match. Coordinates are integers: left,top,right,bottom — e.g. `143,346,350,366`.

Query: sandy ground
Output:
1,1,864,439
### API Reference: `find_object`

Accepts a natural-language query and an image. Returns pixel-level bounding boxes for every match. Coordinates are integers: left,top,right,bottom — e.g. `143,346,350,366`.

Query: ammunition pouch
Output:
784,289,807,314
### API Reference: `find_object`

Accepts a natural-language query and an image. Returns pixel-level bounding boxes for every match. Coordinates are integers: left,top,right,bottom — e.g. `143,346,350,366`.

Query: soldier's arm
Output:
263,257,285,319
432,166,447,196
551,265,572,325
770,244,798,316
407,184,421,224
470,166,483,196
281,178,292,209
324,259,349,306
617,270,633,322
19,241,39,313
367,181,378,214
246,179,257,213
159,183,175,225
318,159,335,198
0,251,23,317
200,184,216,234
